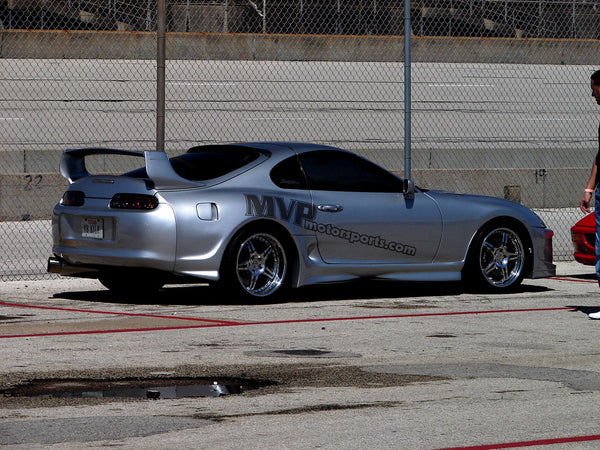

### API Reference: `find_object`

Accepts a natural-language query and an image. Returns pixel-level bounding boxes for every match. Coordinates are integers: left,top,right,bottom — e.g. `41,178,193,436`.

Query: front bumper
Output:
529,228,556,279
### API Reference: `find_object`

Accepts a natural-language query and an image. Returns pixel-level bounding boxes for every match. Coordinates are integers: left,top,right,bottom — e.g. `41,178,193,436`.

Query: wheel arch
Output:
468,215,533,255
464,216,534,286
220,218,301,288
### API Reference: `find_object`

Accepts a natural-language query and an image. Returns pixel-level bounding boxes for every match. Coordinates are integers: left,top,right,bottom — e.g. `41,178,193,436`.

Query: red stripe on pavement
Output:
438,433,600,449
0,303,576,339
550,276,597,284
0,301,239,324
1,323,229,339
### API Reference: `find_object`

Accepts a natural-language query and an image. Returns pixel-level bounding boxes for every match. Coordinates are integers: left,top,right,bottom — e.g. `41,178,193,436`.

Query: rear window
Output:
126,145,264,181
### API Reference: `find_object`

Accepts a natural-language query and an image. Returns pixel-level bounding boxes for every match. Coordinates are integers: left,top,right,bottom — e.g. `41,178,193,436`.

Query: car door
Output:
298,150,443,265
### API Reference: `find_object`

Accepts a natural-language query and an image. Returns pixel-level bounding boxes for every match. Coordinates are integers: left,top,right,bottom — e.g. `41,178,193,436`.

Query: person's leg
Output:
589,189,600,318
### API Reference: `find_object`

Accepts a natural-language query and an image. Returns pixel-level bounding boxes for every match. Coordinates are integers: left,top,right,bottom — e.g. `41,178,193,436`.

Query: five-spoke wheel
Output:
465,222,528,291
223,228,289,298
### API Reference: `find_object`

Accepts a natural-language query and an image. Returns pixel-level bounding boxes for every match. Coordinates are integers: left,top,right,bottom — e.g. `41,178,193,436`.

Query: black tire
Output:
220,227,289,299
98,270,166,296
464,222,528,291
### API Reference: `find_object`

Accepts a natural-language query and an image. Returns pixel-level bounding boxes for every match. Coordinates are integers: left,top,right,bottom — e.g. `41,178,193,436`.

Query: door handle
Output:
317,204,343,212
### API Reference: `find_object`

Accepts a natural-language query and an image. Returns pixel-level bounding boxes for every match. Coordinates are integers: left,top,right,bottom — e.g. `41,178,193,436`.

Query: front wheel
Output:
464,223,528,291
221,228,289,299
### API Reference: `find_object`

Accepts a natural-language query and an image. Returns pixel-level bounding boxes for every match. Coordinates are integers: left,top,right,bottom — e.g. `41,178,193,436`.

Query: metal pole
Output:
147,0,152,31
157,0,166,152
404,0,411,180
572,0,576,38
337,0,341,35
263,0,267,34
186,0,191,32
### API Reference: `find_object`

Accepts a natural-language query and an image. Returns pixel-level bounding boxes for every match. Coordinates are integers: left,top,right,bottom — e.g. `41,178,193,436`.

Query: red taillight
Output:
571,230,585,250
110,193,158,210
544,229,554,263
61,190,85,206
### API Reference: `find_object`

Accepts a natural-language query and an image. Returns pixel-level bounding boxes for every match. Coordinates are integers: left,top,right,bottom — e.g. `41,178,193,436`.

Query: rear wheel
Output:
464,222,527,291
221,227,289,299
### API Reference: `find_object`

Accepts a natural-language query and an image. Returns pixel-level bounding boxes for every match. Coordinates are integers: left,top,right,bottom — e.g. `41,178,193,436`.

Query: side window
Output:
170,149,261,181
298,150,404,192
270,155,309,190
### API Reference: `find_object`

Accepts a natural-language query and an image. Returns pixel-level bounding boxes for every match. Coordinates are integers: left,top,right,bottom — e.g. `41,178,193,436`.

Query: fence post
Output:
404,0,412,180
157,0,166,152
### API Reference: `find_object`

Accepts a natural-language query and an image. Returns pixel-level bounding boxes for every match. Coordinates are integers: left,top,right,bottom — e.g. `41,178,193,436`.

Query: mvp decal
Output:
244,194,417,257
245,194,315,226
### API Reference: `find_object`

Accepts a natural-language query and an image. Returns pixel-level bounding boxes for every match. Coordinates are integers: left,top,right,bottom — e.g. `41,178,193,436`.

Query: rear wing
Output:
60,148,198,189
60,148,143,183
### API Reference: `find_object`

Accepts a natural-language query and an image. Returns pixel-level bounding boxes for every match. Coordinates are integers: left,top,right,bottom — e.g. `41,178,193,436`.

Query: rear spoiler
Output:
60,148,199,189
60,148,143,182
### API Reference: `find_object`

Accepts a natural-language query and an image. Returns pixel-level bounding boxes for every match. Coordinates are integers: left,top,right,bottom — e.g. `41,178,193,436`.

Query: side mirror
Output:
403,179,415,200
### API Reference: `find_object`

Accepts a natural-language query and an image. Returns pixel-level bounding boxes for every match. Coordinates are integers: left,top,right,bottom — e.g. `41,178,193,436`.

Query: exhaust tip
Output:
47,257,99,277
47,257,63,274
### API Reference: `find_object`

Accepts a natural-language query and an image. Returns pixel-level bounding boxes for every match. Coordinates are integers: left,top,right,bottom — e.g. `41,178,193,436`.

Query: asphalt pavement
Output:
2,262,600,449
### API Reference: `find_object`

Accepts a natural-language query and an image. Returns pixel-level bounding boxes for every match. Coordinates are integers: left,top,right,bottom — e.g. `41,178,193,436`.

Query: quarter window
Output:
126,145,264,181
270,155,309,189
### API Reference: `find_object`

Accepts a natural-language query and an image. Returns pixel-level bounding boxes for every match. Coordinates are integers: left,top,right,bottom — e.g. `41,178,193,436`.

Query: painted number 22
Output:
24,174,43,191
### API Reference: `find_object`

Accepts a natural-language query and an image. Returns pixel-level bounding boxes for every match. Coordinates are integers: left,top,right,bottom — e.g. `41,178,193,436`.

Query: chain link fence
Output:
1,0,598,280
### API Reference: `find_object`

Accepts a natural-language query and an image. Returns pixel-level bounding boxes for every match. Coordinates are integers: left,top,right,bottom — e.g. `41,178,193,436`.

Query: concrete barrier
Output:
408,167,587,210
0,150,64,174
3,30,600,64
0,173,67,221
0,167,586,221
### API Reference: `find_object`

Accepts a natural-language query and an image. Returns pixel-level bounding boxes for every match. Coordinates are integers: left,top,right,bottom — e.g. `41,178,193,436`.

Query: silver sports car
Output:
48,143,555,298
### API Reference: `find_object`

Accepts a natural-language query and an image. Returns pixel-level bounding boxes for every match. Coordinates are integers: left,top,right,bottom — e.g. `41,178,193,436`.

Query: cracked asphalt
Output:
2,262,600,449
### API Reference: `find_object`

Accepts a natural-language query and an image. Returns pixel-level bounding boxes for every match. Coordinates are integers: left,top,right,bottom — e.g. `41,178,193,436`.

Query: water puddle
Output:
1,377,276,400
55,382,243,399
245,348,361,358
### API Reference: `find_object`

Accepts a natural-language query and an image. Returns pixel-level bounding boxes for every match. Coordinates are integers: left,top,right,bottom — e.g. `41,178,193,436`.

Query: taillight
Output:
572,228,596,254
544,229,554,263
572,231,584,253
61,190,85,206
110,193,158,210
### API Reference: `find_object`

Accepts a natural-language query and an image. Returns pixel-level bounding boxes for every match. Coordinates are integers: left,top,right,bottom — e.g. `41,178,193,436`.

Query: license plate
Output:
82,218,104,239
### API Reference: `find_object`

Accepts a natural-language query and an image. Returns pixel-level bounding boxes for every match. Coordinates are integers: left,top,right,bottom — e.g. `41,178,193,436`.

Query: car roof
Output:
187,142,350,156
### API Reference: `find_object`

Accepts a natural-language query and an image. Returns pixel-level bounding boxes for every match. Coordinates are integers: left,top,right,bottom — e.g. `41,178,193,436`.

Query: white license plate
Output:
82,218,104,239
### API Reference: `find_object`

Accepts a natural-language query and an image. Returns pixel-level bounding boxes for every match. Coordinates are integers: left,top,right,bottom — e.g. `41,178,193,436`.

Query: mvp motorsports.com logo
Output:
244,194,417,257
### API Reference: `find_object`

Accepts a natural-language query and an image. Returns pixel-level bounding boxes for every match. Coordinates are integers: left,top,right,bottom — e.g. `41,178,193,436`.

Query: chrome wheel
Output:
478,227,525,288
235,232,287,297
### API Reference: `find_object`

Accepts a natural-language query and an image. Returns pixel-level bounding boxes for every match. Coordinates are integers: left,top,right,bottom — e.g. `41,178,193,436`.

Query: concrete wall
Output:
3,30,600,64
409,168,586,210
0,173,67,221
0,167,584,221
